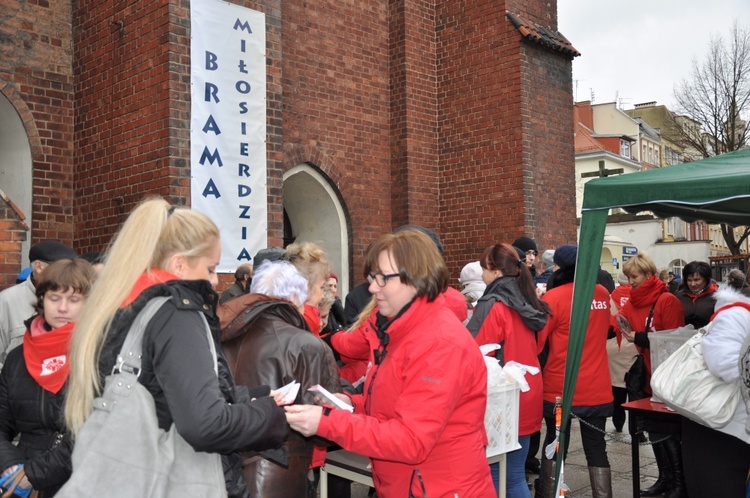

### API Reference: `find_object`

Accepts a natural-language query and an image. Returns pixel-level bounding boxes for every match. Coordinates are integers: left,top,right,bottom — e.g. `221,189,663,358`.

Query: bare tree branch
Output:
672,22,750,158
674,22,750,254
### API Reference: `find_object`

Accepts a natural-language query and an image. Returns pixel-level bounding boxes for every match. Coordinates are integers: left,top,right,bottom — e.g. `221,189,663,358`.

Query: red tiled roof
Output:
574,122,606,154
506,11,580,58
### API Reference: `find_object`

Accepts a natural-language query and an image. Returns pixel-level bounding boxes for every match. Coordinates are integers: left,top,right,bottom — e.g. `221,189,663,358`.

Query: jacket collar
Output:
481,276,548,332
218,293,306,341
377,294,443,347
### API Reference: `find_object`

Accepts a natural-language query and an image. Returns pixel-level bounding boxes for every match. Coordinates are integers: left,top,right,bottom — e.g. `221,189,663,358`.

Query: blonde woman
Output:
616,252,685,498
64,198,288,498
283,242,330,336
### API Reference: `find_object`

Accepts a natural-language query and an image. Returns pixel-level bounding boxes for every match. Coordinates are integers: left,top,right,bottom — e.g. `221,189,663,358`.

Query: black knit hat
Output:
28,240,77,263
512,236,537,254
553,244,578,269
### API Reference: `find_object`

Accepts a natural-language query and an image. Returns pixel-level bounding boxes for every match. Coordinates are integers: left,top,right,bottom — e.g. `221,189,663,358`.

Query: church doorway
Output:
0,92,32,266
283,164,350,296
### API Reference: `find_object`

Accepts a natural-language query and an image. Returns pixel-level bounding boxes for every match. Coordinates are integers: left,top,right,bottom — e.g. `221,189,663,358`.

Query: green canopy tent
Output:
555,147,750,488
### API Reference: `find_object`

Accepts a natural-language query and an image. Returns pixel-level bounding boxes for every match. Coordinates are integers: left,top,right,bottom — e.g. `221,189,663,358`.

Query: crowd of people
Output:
0,197,748,497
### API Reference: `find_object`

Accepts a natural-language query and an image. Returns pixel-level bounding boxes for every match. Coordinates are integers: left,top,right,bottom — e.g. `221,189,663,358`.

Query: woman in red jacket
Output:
474,243,550,498
616,252,685,498
285,229,495,498
538,245,613,498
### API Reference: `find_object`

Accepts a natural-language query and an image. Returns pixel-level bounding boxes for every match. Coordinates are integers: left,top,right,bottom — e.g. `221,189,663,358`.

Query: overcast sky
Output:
557,0,750,110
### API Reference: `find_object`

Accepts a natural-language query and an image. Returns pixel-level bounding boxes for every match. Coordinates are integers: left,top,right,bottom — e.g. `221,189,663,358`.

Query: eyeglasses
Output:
526,250,538,257
367,273,400,287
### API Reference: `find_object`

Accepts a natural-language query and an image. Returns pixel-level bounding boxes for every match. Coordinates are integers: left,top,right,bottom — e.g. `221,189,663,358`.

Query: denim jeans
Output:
490,434,531,498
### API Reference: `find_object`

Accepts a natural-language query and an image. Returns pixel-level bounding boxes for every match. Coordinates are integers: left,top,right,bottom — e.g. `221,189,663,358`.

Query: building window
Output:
620,140,631,158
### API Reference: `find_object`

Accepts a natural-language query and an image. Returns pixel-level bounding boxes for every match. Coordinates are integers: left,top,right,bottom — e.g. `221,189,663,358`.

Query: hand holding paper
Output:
271,380,300,406
308,384,354,412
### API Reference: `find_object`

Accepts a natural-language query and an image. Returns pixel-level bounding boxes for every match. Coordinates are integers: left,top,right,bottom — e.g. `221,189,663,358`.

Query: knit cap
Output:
553,244,577,269
541,249,555,268
459,261,483,286
512,236,537,254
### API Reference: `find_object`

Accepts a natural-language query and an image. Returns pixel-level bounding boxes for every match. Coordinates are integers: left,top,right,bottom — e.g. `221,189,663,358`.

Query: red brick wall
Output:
72,1,185,253
389,0,440,232
0,0,75,248
437,0,577,281
436,0,527,279
516,0,578,249
281,0,392,284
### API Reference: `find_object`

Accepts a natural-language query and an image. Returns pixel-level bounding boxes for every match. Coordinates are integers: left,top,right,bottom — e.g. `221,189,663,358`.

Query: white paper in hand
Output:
308,384,354,412
277,380,301,405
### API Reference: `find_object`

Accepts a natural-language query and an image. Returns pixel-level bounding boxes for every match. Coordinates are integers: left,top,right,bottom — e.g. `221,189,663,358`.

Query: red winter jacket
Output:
330,313,377,384
316,295,494,498
331,291,468,384
443,286,469,323
475,301,544,436
542,283,613,406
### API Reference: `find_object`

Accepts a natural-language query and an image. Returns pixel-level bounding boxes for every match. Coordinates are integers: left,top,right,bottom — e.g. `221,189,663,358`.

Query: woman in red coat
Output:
474,243,550,498
285,229,495,498
616,252,685,498
538,245,613,498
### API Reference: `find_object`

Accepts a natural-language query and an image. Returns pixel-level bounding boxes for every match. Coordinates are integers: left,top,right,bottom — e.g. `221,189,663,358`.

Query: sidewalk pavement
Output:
542,416,658,497
346,414,660,497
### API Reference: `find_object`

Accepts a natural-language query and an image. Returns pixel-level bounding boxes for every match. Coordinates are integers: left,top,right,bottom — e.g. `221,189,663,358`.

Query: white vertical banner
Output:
190,0,267,272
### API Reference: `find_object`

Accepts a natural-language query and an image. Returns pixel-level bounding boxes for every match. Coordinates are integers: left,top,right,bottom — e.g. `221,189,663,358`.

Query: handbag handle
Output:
1,467,27,498
644,302,656,333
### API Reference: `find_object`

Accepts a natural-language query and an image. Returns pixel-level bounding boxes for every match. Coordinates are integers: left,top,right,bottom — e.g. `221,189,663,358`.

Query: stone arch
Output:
0,81,39,266
282,148,351,296
600,245,616,275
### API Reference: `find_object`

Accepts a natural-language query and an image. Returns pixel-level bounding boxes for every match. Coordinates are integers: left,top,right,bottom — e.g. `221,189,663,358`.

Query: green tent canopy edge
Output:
556,147,750,489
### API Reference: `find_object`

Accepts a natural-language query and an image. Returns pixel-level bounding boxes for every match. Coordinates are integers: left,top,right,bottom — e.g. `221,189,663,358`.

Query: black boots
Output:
641,441,671,496
535,458,556,498
641,437,686,498
662,438,686,498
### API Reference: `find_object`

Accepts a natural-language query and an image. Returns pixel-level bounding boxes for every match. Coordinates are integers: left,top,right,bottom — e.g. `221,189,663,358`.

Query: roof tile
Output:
506,11,580,58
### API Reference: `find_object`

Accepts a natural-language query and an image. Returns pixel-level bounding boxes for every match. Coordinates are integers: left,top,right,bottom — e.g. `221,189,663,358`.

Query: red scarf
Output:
684,281,719,303
628,275,669,308
303,304,321,337
23,316,74,394
122,268,178,307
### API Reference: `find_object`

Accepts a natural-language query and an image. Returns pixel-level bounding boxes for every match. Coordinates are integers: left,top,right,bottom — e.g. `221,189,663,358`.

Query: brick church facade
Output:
0,0,579,291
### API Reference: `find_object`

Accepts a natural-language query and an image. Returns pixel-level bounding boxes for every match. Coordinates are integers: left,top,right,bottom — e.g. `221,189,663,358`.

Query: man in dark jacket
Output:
219,263,253,304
